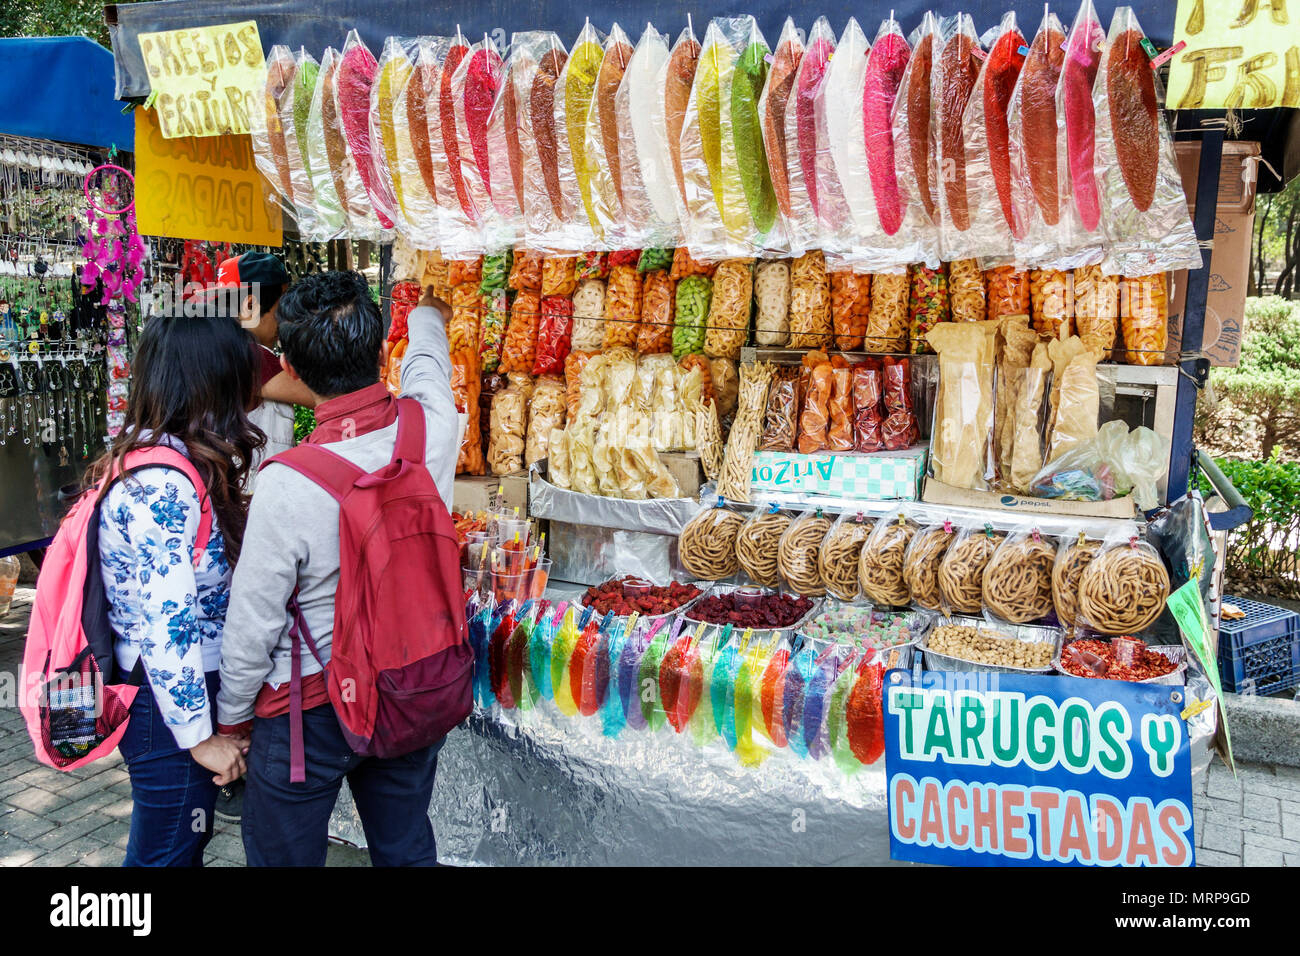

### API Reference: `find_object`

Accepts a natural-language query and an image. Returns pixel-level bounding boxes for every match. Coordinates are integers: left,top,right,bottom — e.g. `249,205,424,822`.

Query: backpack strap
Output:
391,397,426,467
116,447,213,569
287,591,325,785
265,443,366,503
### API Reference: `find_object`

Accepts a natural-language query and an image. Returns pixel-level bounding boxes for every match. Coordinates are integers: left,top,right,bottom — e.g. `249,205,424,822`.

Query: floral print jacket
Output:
100,451,230,749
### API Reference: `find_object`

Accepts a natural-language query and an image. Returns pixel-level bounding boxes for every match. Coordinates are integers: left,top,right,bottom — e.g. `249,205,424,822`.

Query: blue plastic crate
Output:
1217,597,1300,695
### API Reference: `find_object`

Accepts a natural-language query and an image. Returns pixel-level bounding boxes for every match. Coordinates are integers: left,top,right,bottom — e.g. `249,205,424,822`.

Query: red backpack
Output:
268,398,472,782
21,448,212,769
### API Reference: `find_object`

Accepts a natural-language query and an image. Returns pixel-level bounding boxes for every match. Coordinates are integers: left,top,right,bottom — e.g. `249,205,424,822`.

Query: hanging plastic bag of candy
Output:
617,26,679,251
554,19,605,252
780,17,834,258
818,18,867,267
960,13,1026,263
856,18,913,270
585,23,635,250
429,30,481,256
369,38,419,244
1007,11,1067,266
482,41,525,250
303,46,350,239
452,35,505,252
283,48,325,240
251,45,298,218
320,45,385,240
658,22,702,243
515,31,570,253
338,30,397,232
1053,0,1107,268
728,16,778,257
1094,8,1201,276
888,13,941,268
678,19,737,260
933,14,986,263
390,39,440,250
757,18,802,258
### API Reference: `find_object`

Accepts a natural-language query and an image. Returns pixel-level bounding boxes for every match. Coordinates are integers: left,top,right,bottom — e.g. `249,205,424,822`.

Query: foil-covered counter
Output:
329,707,902,866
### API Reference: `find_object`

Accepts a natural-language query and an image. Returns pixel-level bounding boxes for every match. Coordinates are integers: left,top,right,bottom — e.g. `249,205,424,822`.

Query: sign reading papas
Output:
1166,0,1300,109
885,669,1195,867
138,21,265,137
134,107,283,246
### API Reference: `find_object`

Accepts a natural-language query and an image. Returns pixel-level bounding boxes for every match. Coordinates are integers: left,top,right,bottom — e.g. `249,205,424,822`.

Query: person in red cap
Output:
217,252,316,489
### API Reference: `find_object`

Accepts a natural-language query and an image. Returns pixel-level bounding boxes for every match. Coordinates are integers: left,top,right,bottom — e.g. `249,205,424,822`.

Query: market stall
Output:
0,37,135,556
104,0,1297,865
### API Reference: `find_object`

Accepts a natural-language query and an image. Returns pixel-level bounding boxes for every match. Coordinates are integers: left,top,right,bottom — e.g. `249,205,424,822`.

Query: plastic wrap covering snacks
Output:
637,270,675,353
337,31,396,231
620,28,680,250
603,264,642,348
585,24,635,248
908,263,948,354
1093,8,1201,276
780,17,834,258
677,19,733,259
370,39,416,243
251,46,297,216
1006,11,1066,266
553,21,604,253
280,49,322,240
704,260,752,359
820,19,869,263
857,19,915,270
482,44,526,249
888,12,942,269
303,47,351,239
933,15,983,262
957,13,1025,262
1053,0,1107,268
450,36,506,251
788,251,831,350
516,32,570,251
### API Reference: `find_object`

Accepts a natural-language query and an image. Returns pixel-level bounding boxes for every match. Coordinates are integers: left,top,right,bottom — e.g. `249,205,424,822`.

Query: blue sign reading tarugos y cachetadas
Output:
884,669,1195,867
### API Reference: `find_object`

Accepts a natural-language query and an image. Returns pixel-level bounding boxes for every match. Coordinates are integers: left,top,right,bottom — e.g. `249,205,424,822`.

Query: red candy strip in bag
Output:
862,23,910,237
1061,0,1105,232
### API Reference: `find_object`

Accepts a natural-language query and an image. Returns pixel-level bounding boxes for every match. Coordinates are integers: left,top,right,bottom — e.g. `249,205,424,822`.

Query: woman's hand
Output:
190,734,247,786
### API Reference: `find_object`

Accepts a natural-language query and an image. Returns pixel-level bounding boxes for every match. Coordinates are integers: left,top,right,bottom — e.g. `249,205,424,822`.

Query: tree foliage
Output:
1209,296,1300,459
0,0,141,46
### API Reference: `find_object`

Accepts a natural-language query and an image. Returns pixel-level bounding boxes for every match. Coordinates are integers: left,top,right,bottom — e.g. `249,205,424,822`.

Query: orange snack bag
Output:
501,291,541,375
637,270,675,353
797,360,833,454
831,272,871,351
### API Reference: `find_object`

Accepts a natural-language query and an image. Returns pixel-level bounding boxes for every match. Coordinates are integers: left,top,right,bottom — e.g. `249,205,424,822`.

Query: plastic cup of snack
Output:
494,517,531,549
493,570,530,604
733,586,764,609
462,565,487,595
493,542,529,576
463,533,496,570
1112,636,1144,666
528,558,553,600
622,577,652,600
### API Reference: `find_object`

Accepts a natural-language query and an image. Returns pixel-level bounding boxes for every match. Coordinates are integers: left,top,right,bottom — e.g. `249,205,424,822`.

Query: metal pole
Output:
1166,119,1224,503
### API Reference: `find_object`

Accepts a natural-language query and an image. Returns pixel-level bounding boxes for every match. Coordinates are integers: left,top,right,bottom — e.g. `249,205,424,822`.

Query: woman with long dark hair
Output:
93,310,265,866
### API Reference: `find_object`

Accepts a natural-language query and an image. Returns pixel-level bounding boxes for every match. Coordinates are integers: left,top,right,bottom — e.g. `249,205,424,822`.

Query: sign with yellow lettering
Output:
1166,0,1300,109
138,21,265,138
134,108,283,246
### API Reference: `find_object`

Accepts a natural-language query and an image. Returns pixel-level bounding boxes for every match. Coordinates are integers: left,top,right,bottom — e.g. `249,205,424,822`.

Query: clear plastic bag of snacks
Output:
704,259,752,359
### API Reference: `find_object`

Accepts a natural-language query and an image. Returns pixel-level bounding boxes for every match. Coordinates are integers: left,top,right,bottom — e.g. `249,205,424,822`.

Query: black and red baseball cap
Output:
217,252,291,313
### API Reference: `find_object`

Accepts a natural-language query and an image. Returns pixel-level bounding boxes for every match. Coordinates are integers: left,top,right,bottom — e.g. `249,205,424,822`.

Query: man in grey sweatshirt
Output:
216,270,457,866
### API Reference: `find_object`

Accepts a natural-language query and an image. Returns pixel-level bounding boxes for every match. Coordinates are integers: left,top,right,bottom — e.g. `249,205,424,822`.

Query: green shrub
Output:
293,405,316,445
1198,454,1300,597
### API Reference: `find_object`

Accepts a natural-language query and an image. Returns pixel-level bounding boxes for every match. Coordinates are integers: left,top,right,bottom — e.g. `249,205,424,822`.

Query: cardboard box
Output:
1167,141,1261,367
921,478,1139,519
452,473,527,516
660,452,703,499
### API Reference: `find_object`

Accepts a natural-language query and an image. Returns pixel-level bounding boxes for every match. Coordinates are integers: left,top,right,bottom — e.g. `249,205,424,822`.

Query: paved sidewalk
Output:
1,586,1296,866
0,588,366,866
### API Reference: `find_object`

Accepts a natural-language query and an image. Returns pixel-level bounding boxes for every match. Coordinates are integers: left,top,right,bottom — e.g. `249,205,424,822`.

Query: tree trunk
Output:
1275,200,1298,296
1253,194,1273,293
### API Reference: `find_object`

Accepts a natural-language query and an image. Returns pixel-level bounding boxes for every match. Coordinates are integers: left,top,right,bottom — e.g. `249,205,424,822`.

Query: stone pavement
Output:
0,588,367,867
1,586,1297,866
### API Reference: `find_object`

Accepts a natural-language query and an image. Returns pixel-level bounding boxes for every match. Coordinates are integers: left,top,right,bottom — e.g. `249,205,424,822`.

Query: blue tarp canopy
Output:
0,36,134,149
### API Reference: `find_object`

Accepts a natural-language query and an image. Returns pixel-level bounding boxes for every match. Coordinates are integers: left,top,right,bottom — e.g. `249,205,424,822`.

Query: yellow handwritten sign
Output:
138,21,265,138
1166,0,1300,109
135,108,283,246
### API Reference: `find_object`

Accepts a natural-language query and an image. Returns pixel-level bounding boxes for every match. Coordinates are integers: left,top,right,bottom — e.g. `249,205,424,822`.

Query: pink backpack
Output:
268,398,472,782
20,448,211,770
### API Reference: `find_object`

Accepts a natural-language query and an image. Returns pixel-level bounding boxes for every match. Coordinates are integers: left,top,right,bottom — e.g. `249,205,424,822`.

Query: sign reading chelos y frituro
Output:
137,21,266,138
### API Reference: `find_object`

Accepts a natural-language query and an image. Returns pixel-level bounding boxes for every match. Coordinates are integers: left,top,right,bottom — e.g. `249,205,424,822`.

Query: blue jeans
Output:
242,703,442,867
117,671,220,867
